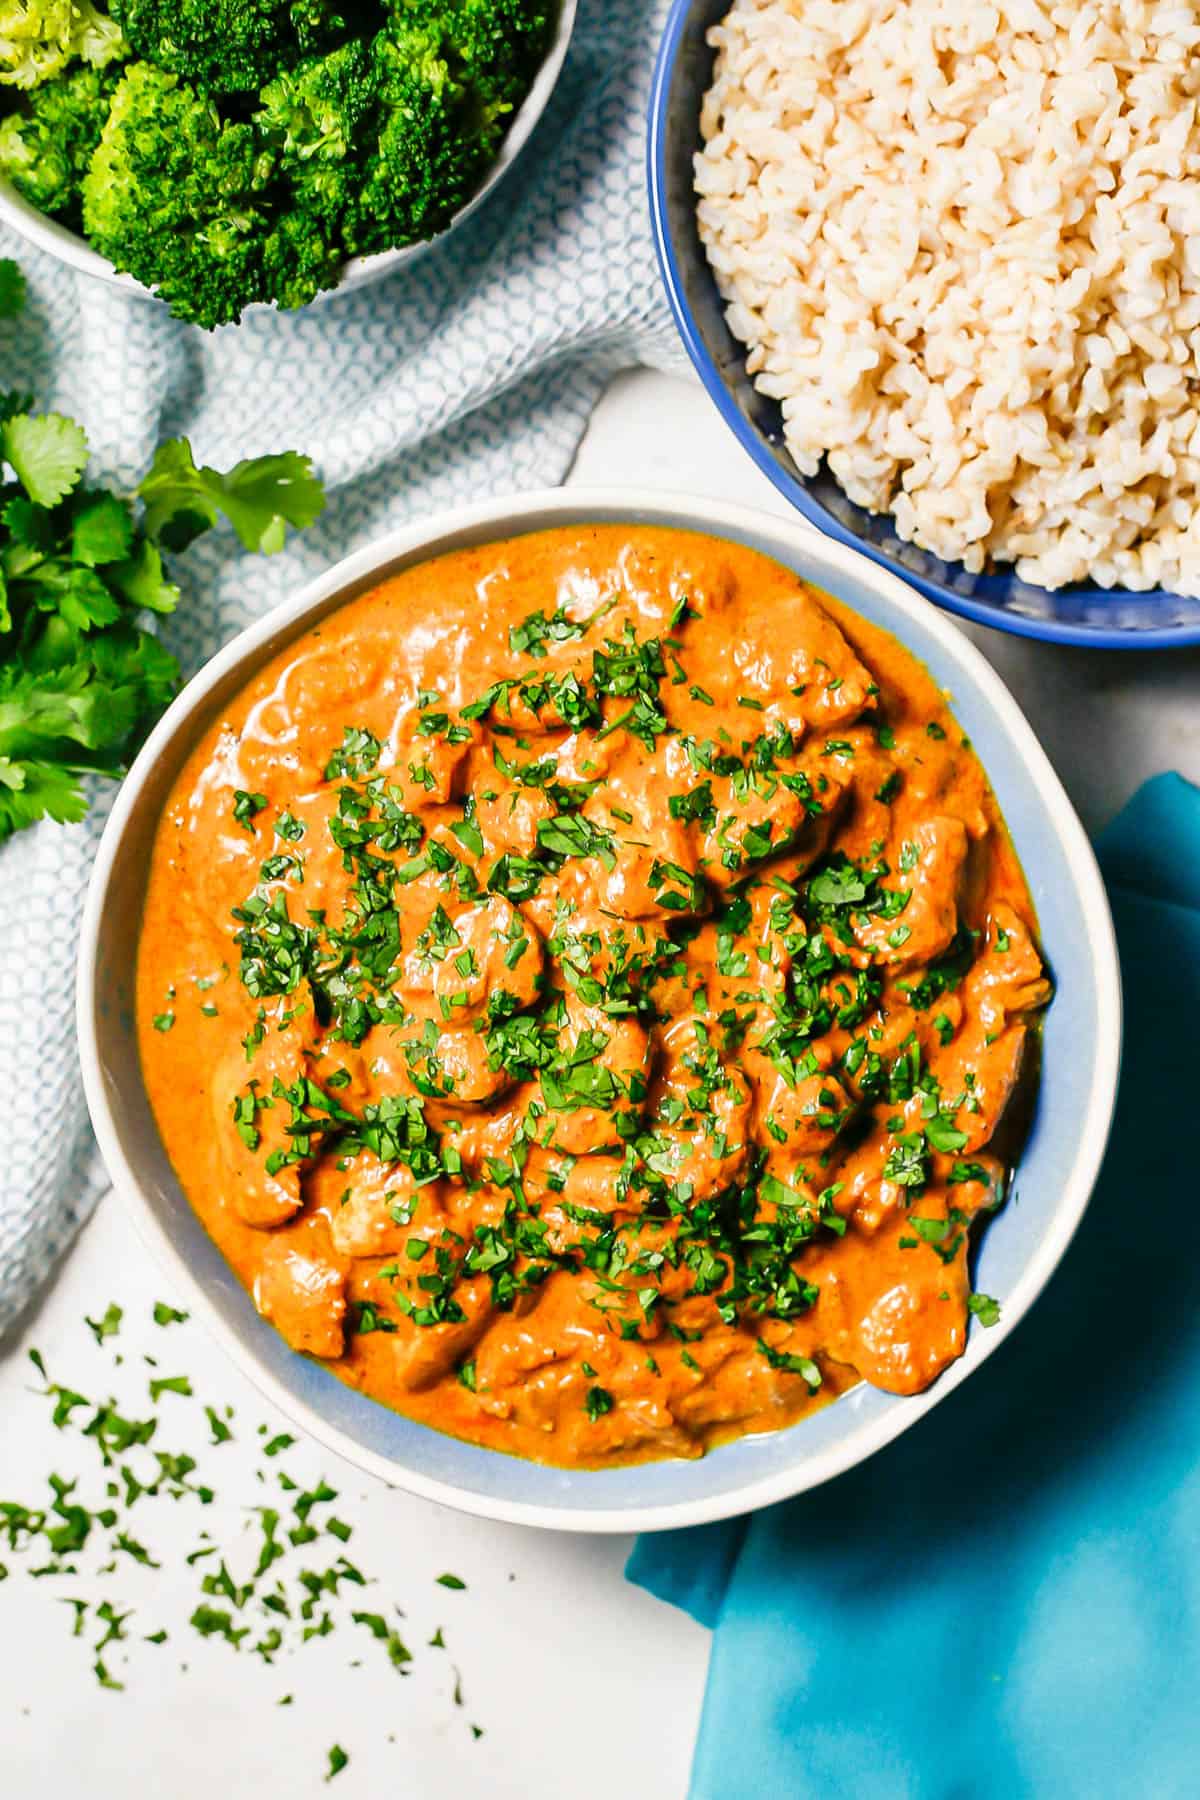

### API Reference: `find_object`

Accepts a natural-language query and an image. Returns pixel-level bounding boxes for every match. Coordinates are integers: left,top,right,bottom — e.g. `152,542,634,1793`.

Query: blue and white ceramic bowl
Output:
78,489,1122,1532
648,0,1200,649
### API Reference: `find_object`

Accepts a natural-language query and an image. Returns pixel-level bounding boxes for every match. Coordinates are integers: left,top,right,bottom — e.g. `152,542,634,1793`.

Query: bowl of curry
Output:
78,492,1121,1531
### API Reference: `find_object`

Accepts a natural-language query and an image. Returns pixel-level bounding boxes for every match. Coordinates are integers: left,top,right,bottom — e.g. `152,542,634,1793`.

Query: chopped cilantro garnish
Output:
204,1407,233,1446
85,1304,122,1345
967,1292,1002,1327
755,1338,821,1392
884,1134,929,1189
148,1375,192,1402
232,790,268,833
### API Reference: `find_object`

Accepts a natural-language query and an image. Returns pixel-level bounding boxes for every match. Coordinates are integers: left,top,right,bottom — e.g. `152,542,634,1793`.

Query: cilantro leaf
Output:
85,1303,122,1344
925,1113,969,1154
0,259,25,319
70,492,135,568
106,539,180,615
0,755,87,836
883,1132,929,1189
3,412,89,507
808,862,868,907
0,643,167,844
138,440,325,554
0,404,325,845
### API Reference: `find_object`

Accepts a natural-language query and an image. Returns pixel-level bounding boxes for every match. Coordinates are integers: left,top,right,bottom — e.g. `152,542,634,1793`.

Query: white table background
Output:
2,368,1198,1800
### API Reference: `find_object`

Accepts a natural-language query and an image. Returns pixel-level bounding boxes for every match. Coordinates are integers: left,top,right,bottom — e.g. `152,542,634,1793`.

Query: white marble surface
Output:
2,367,1196,1800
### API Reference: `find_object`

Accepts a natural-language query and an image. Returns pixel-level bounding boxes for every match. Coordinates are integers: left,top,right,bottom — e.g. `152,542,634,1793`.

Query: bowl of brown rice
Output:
648,0,1200,645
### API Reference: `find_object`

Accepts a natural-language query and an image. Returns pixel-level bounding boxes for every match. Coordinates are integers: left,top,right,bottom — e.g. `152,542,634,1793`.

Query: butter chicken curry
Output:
137,526,1050,1467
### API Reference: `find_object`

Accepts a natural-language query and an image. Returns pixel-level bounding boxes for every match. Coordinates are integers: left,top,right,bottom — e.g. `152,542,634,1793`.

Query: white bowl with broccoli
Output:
0,0,577,327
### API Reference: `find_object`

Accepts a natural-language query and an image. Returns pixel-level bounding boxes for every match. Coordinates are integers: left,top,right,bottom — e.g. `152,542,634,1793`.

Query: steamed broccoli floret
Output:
109,0,346,95
81,62,281,326
0,0,126,90
340,18,504,255
447,0,551,102
338,2,553,253
254,38,376,224
261,207,343,308
0,61,115,226
289,0,357,52
383,0,551,100
83,63,344,325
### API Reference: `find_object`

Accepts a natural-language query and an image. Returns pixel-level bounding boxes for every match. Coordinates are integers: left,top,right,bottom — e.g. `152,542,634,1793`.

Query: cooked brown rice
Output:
696,0,1200,593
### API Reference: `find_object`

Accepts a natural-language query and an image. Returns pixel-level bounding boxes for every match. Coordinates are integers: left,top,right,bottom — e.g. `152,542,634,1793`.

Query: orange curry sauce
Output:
137,527,1050,1468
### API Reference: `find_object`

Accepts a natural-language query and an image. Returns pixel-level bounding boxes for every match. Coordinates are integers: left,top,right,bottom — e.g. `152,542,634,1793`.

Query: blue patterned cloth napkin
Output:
0,0,681,1335
629,773,1200,1800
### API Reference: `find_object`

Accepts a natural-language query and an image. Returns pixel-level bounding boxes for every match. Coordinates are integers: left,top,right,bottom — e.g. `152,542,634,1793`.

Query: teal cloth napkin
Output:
628,773,1200,1800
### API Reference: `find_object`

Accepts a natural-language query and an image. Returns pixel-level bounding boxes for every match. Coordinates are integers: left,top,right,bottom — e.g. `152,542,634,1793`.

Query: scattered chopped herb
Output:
85,1305,123,1346
3,1322,486,1738
968,1292,1002,1328
204,1407,233,1446
148,1375,192,1402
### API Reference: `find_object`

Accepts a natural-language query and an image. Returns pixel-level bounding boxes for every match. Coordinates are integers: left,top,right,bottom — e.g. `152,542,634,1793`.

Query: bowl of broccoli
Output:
0,0,576,328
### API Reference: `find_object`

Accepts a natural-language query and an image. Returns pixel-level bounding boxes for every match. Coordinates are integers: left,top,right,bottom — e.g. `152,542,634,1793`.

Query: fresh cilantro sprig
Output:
0,259,325,844
0,259,24,320
138,439,325,555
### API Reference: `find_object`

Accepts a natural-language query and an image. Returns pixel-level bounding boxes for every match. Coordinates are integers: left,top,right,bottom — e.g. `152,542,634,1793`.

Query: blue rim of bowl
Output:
647,0,1200,650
